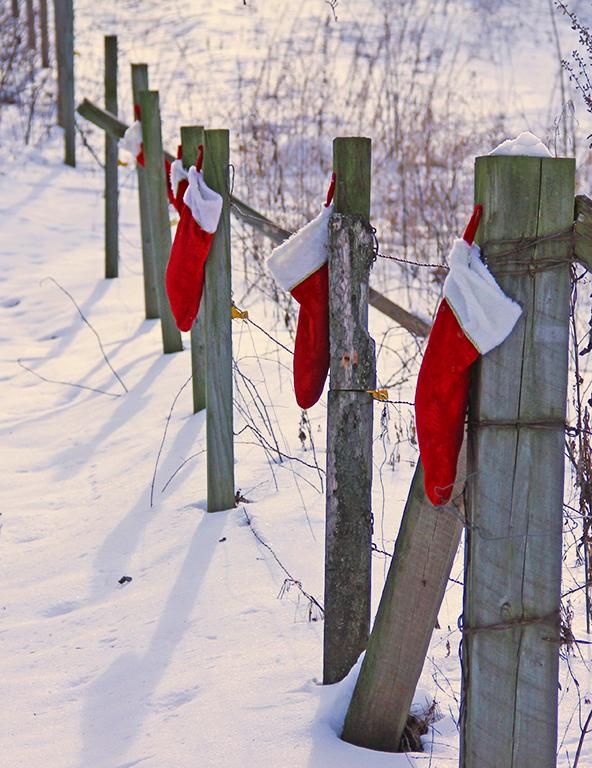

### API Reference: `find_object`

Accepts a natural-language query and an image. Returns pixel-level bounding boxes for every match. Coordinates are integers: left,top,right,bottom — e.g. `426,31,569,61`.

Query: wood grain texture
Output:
342,457,464,751
104,36,118,279
181,125,207,414
461,155,575,768
138,90,182,354
131,65,159,319
323,211,376,685
204,129,235,512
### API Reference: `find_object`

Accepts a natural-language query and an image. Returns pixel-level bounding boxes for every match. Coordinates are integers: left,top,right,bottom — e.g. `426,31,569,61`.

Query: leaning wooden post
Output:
104,35,118,279
54,0,75,166
39,0,50,67
323,136,374,685
181,125,208,413
25,0,35,50
460,155,575,768
138,90,182,354
203,129,235,511
131,65,159,319
341,457,465,750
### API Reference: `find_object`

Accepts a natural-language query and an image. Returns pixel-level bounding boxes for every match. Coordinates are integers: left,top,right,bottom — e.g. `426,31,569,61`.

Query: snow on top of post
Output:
489,131,552,158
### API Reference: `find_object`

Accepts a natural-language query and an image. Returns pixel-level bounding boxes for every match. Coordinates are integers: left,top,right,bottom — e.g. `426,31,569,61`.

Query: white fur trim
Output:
489,131,552,158
119,120,143,158
267,204,332,292
182,167,223,233
443,239,522,355
170,159,188,198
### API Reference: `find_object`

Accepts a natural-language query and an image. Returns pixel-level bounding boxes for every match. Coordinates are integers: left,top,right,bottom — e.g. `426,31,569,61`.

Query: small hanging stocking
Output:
415,207,522,505
165,146,223,332
268,174,335,409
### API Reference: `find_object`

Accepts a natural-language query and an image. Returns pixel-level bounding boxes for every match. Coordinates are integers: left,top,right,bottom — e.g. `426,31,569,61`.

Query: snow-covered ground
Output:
2,1,592,767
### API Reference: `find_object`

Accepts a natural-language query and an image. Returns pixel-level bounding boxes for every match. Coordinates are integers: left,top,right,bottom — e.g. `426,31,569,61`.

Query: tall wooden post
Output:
39,0,50,67
203,129,235,512
138,90,182,354
25,0,35,49
131,65,159,319
104,35,118,279
461,155,575,768
323,136,374,685
181,125,208,414
342,458,464,750
54,0,75,166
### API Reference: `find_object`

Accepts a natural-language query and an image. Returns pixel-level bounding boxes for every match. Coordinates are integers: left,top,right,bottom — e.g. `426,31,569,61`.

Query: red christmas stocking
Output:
268,202,332,409
165,163,222,332
415,236,522,505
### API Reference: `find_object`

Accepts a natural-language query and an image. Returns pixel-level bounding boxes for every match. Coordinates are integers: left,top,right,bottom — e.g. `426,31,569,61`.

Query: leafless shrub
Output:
1,6,54,147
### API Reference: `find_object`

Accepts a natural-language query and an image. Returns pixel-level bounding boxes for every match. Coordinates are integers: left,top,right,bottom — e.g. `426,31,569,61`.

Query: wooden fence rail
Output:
74,98,430,339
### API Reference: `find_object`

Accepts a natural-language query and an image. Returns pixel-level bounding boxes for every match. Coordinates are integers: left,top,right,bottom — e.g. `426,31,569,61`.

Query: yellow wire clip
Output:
231,305,249,320
367,389,389,401
118,160,129,167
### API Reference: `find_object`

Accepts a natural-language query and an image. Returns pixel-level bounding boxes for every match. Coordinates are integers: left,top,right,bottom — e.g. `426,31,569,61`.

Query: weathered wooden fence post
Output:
25,0,35,49
39,0,50,68
203,129,235,512
341,456,465,750
461,154,575,768
54,0,75,166
138,90,182,354
180,125,208,414
104,35,118,279
131,65,159,320
323,136,374,685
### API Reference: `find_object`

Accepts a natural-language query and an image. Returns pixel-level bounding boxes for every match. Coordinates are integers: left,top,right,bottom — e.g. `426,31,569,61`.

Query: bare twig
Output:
150,375,192,507
574,708,592,767
242,507,323,620
161,450,206,493
41,277,127,393
17,358,122,398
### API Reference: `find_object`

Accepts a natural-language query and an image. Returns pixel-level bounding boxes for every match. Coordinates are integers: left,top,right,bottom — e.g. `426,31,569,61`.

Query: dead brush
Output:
399,698,441,752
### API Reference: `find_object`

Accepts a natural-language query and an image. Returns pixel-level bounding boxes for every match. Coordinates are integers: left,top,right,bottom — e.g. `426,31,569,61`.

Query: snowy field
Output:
2,1,592,767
